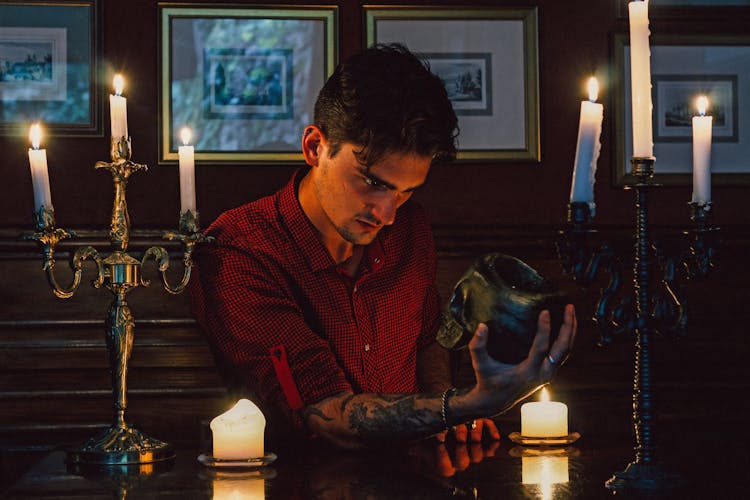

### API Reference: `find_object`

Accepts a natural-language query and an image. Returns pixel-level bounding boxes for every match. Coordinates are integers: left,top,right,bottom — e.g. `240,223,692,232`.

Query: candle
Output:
628,0,654,158
520,387,568,438
569,77,603,206
692,95,712,205
27,123,53,212
178,127,196,215
210,399,265,459
109,74,128,140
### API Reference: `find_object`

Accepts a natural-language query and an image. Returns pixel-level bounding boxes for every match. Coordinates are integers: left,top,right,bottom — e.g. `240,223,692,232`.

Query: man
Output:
190,44,576,449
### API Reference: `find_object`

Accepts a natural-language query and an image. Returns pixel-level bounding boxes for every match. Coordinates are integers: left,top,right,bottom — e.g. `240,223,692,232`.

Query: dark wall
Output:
2,0,749,230
2,1,750,482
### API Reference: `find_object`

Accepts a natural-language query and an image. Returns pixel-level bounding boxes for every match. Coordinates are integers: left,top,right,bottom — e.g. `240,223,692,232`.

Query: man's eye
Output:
364,177,388,191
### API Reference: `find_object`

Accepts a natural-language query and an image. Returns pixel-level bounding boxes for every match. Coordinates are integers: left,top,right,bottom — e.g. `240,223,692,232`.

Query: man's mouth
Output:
356,218,381,231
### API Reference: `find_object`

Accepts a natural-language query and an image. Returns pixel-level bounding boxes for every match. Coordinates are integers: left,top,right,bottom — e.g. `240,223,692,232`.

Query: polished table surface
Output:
3,426,747,499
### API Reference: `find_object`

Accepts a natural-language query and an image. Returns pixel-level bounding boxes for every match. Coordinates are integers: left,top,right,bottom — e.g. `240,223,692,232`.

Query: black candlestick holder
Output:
556,157,718,491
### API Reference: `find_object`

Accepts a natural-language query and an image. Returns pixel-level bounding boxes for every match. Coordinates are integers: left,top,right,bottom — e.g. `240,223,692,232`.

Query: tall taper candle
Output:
628,1,653,158
28,123,53,211
692,95,712,205
570,77,603,208
178,127,196,215
109,74,128,140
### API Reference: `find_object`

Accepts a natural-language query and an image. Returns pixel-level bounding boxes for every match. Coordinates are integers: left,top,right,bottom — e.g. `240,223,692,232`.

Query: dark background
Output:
1,0,749,229
2,0,749,491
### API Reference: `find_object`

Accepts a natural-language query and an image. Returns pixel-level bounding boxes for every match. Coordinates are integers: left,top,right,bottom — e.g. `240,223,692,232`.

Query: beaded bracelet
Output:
440,387,458,429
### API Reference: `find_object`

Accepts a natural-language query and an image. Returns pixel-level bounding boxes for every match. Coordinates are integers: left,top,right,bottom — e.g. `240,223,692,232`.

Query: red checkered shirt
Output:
189,170,441,432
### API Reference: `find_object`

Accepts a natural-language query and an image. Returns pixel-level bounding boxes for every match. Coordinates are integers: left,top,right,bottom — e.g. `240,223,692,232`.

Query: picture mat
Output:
0,27,67,101
374,19,526,151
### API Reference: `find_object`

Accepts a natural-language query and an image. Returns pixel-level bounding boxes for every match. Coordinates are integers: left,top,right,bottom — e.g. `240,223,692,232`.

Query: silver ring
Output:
547,354,559,365
470,420,477,430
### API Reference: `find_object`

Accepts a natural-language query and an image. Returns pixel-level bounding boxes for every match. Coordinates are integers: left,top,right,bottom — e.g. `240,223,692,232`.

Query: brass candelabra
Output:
557,157,718,491
24,137,212,466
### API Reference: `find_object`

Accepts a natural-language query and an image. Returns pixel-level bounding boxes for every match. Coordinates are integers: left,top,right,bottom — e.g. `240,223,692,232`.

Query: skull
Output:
437,253,567,364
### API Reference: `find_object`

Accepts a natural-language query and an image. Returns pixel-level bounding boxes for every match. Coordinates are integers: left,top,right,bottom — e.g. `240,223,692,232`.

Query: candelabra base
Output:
66,424,176,466
605,460,685,492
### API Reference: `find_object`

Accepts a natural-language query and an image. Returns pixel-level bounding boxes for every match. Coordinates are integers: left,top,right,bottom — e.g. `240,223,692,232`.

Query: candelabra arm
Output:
141,211,213,295
590,246,626,345
23,206,104,299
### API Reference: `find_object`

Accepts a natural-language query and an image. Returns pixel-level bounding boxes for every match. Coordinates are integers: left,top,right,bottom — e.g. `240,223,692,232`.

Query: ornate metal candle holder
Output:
23,137,213,466
556,157,718,491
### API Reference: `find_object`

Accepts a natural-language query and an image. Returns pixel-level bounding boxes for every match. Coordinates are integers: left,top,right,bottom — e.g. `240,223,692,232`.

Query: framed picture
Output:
159,5,338,164
364,6,540,162
613,33,750,185
0,0,101,136
616,0,750,19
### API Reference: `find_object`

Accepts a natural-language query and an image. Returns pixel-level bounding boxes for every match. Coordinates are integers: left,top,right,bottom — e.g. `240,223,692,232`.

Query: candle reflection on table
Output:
522,455,569,500
212,476,265,500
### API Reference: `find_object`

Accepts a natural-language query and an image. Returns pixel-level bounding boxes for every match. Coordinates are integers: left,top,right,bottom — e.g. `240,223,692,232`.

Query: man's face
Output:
311,141,432,246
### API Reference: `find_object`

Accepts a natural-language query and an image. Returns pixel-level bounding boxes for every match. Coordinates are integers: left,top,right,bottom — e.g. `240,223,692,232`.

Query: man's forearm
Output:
304,389,473,448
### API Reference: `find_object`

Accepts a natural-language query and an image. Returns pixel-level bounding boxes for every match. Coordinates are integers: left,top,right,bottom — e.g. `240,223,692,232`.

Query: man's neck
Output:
297,172,358,266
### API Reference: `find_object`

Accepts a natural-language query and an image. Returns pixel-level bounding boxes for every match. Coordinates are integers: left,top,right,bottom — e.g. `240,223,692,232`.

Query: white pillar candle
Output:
628,0,654,158
210,399,265,459
27,123,53,212
692,95,712,205
570,77,603,206
522,456,570,485
109,74,128,140
521,387,568,438
178,127,196,215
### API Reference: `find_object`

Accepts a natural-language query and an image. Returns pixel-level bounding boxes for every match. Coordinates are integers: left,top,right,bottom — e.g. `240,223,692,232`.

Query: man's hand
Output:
451,304,577,421
435,418,500,444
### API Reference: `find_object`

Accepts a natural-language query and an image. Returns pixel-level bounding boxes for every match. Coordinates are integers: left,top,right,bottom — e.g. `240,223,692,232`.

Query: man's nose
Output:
373,193,400,226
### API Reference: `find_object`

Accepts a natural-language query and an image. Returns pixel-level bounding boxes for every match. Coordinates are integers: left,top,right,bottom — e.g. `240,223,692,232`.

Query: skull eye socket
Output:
449,279,472,328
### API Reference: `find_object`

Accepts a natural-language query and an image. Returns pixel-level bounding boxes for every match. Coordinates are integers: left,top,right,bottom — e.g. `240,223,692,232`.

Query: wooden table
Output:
3,423,746,499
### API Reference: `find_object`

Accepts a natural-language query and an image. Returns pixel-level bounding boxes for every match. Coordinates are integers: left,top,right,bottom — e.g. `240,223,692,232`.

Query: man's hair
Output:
313,43,458,167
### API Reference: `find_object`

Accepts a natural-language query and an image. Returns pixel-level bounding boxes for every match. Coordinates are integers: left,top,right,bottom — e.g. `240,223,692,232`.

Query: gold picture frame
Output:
158,4,338,164
364,6,540,162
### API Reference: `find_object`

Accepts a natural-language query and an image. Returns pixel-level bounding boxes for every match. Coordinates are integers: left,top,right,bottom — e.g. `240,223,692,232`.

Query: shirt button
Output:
374,257,381,264
353,285,358,293
364,344,371,351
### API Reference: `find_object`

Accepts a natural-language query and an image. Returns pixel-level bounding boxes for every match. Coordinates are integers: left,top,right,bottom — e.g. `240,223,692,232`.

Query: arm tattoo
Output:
302,405,333,422
345,393,445,443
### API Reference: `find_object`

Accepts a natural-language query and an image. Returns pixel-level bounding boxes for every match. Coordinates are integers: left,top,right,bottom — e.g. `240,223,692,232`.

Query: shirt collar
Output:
278,168,388,274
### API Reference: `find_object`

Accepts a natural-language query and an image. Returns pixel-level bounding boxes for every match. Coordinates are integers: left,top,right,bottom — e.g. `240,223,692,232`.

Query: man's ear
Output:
301,125,325,167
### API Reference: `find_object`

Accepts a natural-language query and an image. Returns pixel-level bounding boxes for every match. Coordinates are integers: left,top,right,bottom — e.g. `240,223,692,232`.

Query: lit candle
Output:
27,123,53,212
628,0,653,158
520,387,568,438
569,77,603,207
109,74,128,140
210,399,265,459
692,95,712,205
178,127,196,215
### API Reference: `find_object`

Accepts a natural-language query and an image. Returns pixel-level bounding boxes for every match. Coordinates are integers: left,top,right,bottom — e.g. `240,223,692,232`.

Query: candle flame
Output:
29,123,42,149
180,127,192,146
540,387,550,402
587,77,599,102
113,74,124,96
696,95,709,117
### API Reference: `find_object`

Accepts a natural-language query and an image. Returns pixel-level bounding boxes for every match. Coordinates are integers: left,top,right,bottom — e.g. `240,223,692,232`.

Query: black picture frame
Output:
0,0,101,137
